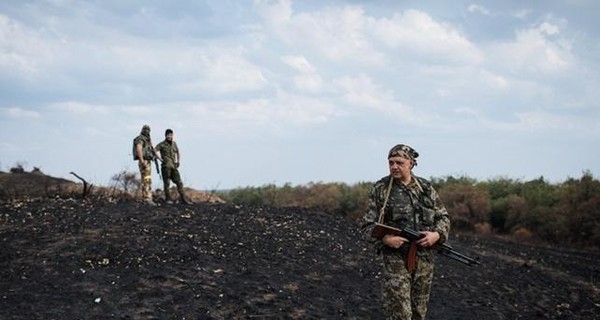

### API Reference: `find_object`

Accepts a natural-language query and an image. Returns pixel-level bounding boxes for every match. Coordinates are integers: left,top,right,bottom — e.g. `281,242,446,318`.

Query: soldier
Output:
155,128,191,204
360,144,450,320
133,124,157,206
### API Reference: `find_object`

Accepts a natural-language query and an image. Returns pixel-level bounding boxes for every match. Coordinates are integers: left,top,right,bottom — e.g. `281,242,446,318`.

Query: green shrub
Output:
220,172,600,250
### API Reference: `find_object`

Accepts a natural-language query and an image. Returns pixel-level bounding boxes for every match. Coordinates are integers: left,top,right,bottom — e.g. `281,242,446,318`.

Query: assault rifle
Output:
150,147,161,177
371,223,480,266
153,154,160,176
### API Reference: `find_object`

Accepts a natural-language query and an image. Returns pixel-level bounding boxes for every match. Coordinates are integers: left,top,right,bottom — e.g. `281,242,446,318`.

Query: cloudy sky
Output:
1,0,598,190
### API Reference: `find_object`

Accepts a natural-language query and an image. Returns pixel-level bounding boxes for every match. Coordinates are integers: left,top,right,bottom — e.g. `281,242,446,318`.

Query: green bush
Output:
438,183,491,231
219,171,600,250
489,198,509,232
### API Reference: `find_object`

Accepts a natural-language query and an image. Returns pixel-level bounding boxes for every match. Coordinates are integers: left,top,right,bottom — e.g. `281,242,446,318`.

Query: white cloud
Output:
112,96,339,140
513,9,532,20
2,107,41,119
281,55,316,73
199,49,268,94
255,0,293,26
258,2,384,65
48,102,109,114
515,111,599,133
467,4,491,15
121,106,154,116
0,15,59,81
490,22,572,74
293,74,323,93
480,70,509,89
281,55,322,92
332,74,434,125
453,107,479,117
216,94,336,126
258,4,485,102
334,74,391,110
538,22,560,36
371,10,483,64
1,8,269,99
270,94,336,125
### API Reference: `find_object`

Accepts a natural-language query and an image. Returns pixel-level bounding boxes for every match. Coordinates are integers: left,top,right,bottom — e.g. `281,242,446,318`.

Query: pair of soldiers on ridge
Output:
134,125,191,206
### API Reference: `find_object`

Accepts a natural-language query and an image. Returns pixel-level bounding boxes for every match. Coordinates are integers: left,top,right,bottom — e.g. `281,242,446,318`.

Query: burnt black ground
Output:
1,198,599,319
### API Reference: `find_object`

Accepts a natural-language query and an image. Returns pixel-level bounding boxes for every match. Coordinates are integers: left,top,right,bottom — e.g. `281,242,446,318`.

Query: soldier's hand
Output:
382,235,409,249
416,231,440,247
140,161,147,169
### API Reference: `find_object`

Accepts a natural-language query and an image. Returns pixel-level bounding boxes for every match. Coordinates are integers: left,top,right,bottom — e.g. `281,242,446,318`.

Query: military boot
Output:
179,190,193,204
164,191,174,204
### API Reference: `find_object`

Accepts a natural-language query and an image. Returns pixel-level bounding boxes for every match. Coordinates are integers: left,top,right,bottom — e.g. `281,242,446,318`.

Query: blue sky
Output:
1,0,598,190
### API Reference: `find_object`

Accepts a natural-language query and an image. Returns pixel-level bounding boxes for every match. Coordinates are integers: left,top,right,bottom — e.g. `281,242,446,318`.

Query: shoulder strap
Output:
377,176,394,223
413,175,424,193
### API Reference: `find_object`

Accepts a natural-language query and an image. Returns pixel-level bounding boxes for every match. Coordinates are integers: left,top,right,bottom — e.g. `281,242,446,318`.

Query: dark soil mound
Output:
0,172,78,198
1,198,598,319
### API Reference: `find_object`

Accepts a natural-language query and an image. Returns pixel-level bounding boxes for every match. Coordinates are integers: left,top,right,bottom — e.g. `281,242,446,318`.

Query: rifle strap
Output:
413,175,424,194
377,176,395,224
378,174,422,223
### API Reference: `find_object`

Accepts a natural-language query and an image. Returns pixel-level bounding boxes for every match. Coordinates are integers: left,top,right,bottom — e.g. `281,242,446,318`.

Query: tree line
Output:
4,162,598,249
219,171,600,250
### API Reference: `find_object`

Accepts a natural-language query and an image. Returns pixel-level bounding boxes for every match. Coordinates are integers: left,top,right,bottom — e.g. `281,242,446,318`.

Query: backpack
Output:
132,137,140,160
133,135,155,161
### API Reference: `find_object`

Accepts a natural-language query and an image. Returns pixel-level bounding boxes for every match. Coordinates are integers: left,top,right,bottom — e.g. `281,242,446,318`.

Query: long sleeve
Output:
359,180,386,252
428,186,451,244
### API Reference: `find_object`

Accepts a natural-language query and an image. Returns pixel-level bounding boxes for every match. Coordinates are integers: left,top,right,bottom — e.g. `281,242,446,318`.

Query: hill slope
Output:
0,198,598,319
0,172,78,198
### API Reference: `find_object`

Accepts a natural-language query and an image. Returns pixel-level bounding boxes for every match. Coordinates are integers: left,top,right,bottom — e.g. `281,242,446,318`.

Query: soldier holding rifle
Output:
360,144,451,320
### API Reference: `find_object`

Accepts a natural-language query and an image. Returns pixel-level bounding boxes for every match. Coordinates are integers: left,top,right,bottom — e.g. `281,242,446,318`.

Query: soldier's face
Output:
166,133,174,141
388,156,412,180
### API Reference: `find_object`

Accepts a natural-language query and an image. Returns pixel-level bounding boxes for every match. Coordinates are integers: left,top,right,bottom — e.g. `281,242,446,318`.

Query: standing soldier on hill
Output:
360,144,451,320
155,128,191,204
133,124,157,206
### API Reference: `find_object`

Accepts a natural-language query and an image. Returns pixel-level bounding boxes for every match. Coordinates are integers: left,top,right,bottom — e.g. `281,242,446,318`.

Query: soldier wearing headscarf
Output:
360,144,450,320
133,124,157,206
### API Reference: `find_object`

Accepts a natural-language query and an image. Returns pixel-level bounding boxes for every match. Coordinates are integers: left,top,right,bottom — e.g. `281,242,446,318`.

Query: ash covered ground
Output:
1,198,599,319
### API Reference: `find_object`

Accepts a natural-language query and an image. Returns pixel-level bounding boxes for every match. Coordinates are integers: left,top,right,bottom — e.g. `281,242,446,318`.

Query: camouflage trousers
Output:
380,251,435,320
161,166,184,200
138,160,152,201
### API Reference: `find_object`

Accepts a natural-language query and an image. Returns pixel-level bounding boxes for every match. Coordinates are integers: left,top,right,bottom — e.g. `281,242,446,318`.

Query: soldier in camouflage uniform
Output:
360,144,450,320
155,129,191,204
134,124,157,206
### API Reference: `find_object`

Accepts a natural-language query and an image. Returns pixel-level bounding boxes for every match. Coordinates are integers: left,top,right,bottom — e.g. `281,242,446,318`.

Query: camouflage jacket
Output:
360,175,450,254
155,140,179,169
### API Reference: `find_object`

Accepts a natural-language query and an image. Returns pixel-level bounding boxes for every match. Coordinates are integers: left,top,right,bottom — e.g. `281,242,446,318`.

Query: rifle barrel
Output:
404,227,480,266
438,245,480,266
